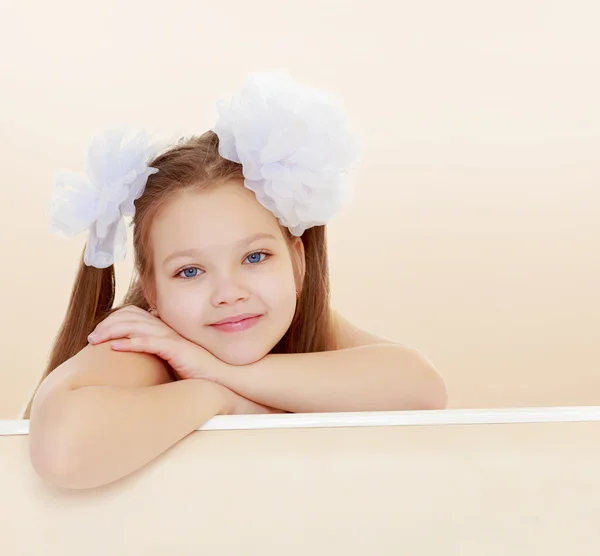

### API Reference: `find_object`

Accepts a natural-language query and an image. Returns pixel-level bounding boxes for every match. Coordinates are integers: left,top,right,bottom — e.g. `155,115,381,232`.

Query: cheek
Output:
257,265,296,306
155,280,207,332
259,275,298,333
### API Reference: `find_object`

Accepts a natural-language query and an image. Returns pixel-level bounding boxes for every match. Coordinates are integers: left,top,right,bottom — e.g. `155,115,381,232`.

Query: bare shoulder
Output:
330,308,402,350
36,341,174,401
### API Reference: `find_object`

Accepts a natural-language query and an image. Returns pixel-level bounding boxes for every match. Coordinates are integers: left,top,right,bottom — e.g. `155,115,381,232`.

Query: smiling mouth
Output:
208,314,264,333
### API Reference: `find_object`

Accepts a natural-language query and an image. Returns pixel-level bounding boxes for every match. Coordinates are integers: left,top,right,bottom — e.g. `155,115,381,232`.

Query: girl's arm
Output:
208,309,447,413
211,342,447,414
29,343,273,490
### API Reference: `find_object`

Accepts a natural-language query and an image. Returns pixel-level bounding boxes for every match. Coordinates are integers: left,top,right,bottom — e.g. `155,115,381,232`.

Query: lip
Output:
209,313,263,326
208,313,264,333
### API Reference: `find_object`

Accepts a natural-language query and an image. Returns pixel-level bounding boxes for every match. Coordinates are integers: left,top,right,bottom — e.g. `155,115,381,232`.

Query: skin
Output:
144,179,306,366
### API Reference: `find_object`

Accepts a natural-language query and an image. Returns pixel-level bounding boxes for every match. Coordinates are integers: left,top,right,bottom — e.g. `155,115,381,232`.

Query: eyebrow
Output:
162,232,278,267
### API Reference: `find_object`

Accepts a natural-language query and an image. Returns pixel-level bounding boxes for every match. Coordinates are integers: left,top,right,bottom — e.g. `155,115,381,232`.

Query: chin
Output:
212,344,272,366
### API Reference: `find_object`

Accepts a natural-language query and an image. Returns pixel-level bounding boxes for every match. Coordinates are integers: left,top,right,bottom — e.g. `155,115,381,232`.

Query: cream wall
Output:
1,0,599,418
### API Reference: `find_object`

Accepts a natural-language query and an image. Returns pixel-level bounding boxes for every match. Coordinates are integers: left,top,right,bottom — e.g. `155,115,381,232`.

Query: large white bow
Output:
48,128,160,268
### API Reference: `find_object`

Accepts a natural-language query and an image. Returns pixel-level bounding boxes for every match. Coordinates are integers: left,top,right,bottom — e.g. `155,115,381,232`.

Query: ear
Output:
289,236,306,289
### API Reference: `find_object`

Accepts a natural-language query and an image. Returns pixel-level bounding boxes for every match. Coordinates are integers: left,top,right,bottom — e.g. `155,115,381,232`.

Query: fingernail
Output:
88,333,97,343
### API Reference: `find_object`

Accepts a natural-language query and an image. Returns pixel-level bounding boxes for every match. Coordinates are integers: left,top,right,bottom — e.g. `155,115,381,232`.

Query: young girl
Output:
27,72,447,489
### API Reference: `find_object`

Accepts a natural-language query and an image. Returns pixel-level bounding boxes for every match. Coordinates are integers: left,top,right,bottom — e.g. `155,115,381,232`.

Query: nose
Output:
210,274,250,307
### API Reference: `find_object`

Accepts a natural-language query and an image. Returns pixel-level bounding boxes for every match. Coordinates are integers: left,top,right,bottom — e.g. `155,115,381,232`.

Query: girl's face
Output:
147,179,304,365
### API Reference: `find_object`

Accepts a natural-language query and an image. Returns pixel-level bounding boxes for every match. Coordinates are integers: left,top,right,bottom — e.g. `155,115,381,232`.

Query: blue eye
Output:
246,252,267,264
178,267,200,279
176,252,268,280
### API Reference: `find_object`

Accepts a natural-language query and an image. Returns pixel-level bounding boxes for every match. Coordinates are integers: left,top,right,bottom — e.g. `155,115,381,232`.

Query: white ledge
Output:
3,405,600,436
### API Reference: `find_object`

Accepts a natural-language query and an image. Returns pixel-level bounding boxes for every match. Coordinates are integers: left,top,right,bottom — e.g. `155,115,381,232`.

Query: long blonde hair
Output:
24,131,334,418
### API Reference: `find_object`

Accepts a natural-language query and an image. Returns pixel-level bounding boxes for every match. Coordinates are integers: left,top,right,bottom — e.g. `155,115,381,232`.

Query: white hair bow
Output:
48,72,363,268
212,71,364,236
48,129,161,269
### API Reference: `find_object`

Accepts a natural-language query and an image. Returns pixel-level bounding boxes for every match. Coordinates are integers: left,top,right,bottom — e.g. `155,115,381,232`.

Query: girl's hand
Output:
87,305,221,382
88,306,287,415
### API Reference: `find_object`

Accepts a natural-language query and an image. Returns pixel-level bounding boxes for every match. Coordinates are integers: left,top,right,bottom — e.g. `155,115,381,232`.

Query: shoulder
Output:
28,342,175,420
330,308,399,350
34,342,174,404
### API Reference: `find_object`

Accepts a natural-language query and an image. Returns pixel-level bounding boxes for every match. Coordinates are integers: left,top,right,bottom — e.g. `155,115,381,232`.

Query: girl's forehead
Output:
164,180,270,221
149,181,286,258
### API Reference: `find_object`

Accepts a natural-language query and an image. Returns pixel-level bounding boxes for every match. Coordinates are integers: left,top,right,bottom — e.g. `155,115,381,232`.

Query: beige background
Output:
1,0,599,418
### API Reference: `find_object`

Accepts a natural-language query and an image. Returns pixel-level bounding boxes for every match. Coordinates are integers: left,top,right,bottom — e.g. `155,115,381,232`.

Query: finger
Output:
89,319,164,344
121,304,151,314
128,304,160,318
110,336,172,360
104,305,155,322
129,305,160,318
93,315,145,338
93,311,160,336
115,305,157,319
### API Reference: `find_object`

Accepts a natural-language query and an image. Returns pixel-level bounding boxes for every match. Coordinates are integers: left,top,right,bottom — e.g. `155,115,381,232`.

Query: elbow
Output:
30,447,80,490
401,349,449,411
30,434,103,490
29,402,97,490
399,376,446,411
420,377,448,410
30,427,91,490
